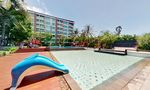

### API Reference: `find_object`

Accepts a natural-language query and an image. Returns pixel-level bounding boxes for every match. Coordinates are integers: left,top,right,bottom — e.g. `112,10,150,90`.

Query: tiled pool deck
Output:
0,50,150,90
123,60,150,90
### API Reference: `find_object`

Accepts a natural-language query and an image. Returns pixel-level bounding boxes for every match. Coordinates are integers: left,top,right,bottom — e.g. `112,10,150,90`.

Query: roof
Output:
28,10,74,23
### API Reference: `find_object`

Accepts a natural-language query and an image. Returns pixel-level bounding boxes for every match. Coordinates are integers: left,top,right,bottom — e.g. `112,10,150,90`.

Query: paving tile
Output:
122,59,150,90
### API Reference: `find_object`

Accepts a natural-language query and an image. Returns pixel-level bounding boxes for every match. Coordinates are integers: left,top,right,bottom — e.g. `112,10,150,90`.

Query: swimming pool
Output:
49,46,81,49
51,50,143,90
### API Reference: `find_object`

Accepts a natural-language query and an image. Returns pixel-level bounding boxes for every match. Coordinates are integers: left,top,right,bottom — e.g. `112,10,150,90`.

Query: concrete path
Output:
122,59,150,90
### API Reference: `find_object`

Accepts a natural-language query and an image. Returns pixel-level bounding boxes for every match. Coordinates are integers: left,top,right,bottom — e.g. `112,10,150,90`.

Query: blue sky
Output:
25,0,150,36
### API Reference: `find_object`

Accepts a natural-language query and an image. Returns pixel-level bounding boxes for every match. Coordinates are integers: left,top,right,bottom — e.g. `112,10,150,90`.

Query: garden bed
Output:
15,47,49,53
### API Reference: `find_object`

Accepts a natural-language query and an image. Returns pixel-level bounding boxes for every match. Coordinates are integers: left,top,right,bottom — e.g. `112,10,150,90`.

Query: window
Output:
64,25,67,28
64,21,68,24
46,22,50,25
36,19,40,22
36,28,40,31
52,23,55,25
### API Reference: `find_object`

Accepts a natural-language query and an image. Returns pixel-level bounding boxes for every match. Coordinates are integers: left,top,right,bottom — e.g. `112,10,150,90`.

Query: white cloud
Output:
24,0,51,15
26,5,51,15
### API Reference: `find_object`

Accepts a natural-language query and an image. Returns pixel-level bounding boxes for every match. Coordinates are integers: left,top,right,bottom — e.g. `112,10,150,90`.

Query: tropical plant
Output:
81,25,93,37
137,33,150,50
0,46,18,56
67,28,79,43
77,25,94,46
115,26,122,35
87,37,98,47
32,32,52,46
116,34,136,41
58,35,66,46
0,0,32,47
98,31,117,48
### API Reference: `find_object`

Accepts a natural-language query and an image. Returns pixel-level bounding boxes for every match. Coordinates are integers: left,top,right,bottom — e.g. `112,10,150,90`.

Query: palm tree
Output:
74,28,79,37
80,25,93,46
0,6,15,46
115,26,122,35
84,25,93,37
0,1,11,46
0,0,31,47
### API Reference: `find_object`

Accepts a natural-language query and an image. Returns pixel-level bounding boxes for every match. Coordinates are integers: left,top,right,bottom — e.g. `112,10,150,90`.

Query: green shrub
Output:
88,42,96,47
4,51,10,55
0,51,9,56
116,35,136,41
3,47,11,51
0,51,4,56
3,47,18,52
98,31,117,49
137,33,150,50
33,32,52,46
0,47,18,56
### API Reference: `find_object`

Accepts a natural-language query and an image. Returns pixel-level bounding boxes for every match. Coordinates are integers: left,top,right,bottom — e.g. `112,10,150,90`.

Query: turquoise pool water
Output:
51,50,143,90
49,46,80,49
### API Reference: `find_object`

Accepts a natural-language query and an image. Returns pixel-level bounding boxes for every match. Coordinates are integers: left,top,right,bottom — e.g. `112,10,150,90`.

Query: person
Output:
125,49,127,55
72,42,76,46
19,42,24,49
98,46,101,51
28,42,33,48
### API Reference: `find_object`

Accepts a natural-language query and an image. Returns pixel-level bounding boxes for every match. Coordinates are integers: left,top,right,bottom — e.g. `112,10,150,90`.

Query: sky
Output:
25,0,150,36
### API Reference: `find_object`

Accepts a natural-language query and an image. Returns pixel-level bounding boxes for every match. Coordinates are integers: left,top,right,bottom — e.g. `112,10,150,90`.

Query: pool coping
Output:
49,52,81,90
49,47,85,51
92,58,150,90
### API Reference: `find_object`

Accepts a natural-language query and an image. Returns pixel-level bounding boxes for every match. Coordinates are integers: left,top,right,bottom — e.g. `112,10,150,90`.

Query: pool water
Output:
49,46,80,49
51,50,143,90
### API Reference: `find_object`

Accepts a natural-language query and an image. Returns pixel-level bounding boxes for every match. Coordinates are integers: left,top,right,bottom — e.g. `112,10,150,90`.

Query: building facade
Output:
28,10,75,44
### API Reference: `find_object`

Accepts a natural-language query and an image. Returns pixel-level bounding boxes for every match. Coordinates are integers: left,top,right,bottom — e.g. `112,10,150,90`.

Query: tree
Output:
58,35,66,46
10,20,33,44
0,7,12,46
74,28,79,37
137,33,150,50
81,25,93,37
87,37,98,47
115,26,122,35
116,34,136,41
78,25,94,46
98,31,117,48
32,32,52,46
68,28,79,43
0,0,32,46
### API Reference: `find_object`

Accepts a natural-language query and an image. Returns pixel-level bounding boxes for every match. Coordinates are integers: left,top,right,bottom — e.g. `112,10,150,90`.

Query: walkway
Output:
123,59,150,90
0,52,70,90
